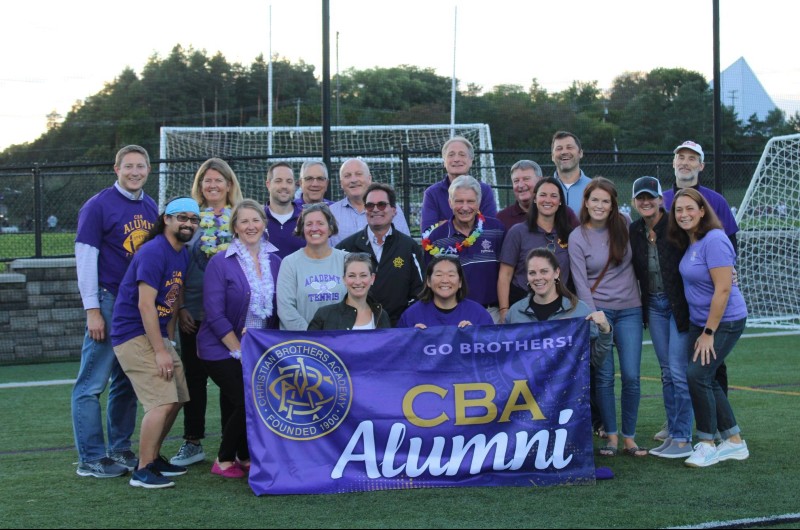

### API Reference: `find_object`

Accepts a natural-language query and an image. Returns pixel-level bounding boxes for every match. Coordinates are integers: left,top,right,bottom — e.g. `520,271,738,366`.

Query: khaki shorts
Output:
114,335,189,413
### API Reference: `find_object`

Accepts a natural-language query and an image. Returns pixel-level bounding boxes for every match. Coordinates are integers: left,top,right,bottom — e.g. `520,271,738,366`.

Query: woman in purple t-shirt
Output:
397,255,493,329
668,188,749,468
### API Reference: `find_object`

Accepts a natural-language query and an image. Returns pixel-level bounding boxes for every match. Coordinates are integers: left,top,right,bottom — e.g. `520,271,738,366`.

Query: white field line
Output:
666,511,800,529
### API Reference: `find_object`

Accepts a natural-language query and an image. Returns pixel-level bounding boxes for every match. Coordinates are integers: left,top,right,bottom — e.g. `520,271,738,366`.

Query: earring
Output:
555,277,560,284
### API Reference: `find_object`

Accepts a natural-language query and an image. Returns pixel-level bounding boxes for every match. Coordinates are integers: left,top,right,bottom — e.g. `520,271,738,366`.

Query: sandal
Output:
623,445,648,457
598,444,618,457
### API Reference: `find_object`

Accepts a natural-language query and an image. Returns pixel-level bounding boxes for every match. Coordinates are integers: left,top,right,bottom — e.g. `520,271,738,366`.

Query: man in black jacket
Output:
336,183,424,326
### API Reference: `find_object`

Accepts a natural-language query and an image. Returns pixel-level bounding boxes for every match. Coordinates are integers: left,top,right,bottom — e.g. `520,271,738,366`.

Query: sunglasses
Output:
170,214,200,225
365,201,391,211
544,232,557,253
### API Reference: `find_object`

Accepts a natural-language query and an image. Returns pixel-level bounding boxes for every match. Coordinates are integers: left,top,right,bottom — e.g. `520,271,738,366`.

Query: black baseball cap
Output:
632,176,662,198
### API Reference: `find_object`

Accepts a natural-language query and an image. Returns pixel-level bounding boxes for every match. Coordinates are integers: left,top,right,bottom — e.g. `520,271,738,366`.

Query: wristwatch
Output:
703,327,715,336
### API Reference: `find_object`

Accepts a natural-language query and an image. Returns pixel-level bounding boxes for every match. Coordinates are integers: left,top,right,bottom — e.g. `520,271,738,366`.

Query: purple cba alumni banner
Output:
240,319,594,495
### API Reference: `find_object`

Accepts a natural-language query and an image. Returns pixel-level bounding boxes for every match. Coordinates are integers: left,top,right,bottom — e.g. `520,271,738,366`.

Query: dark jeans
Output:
686,318,746,441
202,357,249,462
180,325,234,440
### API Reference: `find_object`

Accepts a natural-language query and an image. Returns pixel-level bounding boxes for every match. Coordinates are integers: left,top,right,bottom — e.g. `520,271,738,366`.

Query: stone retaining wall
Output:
0,258,84,363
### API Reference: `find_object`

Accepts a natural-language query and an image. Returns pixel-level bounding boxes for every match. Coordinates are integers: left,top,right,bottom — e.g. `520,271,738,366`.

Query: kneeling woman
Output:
397,254,493,329
197,199,282,478
506,248,612,366
308,252,391,330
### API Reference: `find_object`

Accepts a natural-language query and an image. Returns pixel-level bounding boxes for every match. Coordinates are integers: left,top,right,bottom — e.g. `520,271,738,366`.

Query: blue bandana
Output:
165,197,200,216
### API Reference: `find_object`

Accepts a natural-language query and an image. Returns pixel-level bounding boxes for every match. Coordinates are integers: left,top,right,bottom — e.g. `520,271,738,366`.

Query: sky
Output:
2,0,799,152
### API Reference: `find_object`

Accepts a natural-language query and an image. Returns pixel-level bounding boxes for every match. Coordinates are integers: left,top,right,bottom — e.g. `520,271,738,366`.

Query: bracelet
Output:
499,307,509,311
229,349,242,360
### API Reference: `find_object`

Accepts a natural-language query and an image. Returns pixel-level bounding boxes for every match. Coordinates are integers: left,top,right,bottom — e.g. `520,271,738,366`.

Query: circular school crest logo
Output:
251,340,352,441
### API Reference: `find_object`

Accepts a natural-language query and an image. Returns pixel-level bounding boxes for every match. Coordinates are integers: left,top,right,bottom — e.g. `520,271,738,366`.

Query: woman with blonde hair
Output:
171,158,242,467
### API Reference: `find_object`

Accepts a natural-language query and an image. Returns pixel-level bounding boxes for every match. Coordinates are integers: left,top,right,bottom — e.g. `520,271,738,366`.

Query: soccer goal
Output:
159,124,497,231
735,133,800,329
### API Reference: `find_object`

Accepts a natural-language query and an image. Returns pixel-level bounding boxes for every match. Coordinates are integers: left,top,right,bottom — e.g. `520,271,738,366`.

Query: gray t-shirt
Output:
277,248,348,330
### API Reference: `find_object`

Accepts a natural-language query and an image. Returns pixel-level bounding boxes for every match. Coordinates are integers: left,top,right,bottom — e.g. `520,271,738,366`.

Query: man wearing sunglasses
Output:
72,145,158,479
336,182,424,326
328,158,411,246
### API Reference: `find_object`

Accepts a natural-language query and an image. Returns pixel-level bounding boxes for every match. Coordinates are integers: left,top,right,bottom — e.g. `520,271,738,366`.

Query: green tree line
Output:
2,44,798,164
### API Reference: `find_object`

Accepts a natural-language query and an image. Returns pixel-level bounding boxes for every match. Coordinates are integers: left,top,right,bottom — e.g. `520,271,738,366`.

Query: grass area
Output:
1,334,798,528
0,231,75,261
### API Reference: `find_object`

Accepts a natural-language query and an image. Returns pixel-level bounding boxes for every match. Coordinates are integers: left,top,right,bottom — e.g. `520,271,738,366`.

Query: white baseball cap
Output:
673,140,704,162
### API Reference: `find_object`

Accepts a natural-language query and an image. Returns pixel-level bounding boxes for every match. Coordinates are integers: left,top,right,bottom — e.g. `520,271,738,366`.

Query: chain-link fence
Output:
0,148,760,262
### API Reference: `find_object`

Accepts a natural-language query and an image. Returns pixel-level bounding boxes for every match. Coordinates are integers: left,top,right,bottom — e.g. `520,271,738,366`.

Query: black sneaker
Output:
152,455,187,476
129,463,175,489
108,450,138,472
76,457,128,478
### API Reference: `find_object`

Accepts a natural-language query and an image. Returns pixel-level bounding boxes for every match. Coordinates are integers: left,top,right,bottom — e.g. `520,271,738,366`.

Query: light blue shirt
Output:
328,197,411,246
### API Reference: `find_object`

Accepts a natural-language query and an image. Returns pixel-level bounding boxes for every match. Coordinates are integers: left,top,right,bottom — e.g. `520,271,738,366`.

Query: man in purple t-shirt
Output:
72,145,158,479
423,175,505,322
420,136,497,231
111,197,199,489
663,140,739,253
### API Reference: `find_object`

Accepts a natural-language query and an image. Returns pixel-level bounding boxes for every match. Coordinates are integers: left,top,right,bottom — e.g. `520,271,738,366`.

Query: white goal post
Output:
735,133,800,329
159,124,497,231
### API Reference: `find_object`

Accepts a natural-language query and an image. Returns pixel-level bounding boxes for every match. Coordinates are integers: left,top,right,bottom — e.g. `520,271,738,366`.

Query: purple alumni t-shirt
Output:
396,299,494,328
111,235,190,346
679,229,747,326
75,186,158,295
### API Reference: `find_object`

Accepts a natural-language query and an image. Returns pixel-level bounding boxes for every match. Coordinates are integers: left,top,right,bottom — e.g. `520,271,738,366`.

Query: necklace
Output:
232,238,274,320
199,206,232,257
422,213,485,256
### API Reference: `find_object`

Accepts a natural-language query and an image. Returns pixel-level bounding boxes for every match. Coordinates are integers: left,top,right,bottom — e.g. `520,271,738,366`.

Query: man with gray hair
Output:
422,175,505,322
420,136,497,231
328,158,412,246
294,161,334,207
497,159,544,231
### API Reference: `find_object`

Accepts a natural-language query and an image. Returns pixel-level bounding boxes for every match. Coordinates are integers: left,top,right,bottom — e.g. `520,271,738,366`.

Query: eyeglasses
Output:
303,176,327,183
365,201,390,211
170,214,200,225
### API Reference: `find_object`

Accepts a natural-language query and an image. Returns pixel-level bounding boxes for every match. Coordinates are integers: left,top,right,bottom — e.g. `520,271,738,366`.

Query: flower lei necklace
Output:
232,238,274,320
199,206,232,257
421,213,485,256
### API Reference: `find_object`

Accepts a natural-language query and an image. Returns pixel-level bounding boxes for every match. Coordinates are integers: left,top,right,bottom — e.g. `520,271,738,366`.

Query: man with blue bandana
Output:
111,197,200,489
72,145,158,479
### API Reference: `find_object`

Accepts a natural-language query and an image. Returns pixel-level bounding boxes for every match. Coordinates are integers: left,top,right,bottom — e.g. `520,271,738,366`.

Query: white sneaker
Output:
717,439,749,462
685,442,720,468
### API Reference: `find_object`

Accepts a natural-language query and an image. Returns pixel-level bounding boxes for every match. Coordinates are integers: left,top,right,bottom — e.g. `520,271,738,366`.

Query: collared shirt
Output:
265,202,304,259
328,197,411,246
420,175,498,232
367,226,392,262
554,170,592,214
496,201,527,231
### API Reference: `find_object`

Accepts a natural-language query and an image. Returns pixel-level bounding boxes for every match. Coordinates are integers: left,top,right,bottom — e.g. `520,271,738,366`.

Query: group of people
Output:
71,133,749,490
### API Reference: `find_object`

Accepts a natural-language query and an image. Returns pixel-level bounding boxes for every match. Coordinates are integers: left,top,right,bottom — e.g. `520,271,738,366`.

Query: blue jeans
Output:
687,318,746,441
71,289,138,462
595,306,643,438
648,294,693,442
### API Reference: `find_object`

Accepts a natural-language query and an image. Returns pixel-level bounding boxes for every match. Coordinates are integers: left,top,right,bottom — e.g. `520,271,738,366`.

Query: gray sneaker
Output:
656,440,694,459
76,457,128,478
649,437,672,456
653,422,669,441
170,441,206,466
108,450,138,471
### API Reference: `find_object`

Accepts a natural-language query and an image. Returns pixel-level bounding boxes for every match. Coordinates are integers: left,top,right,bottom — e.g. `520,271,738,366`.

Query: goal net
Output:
159,124,496,232
735,133,800,329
